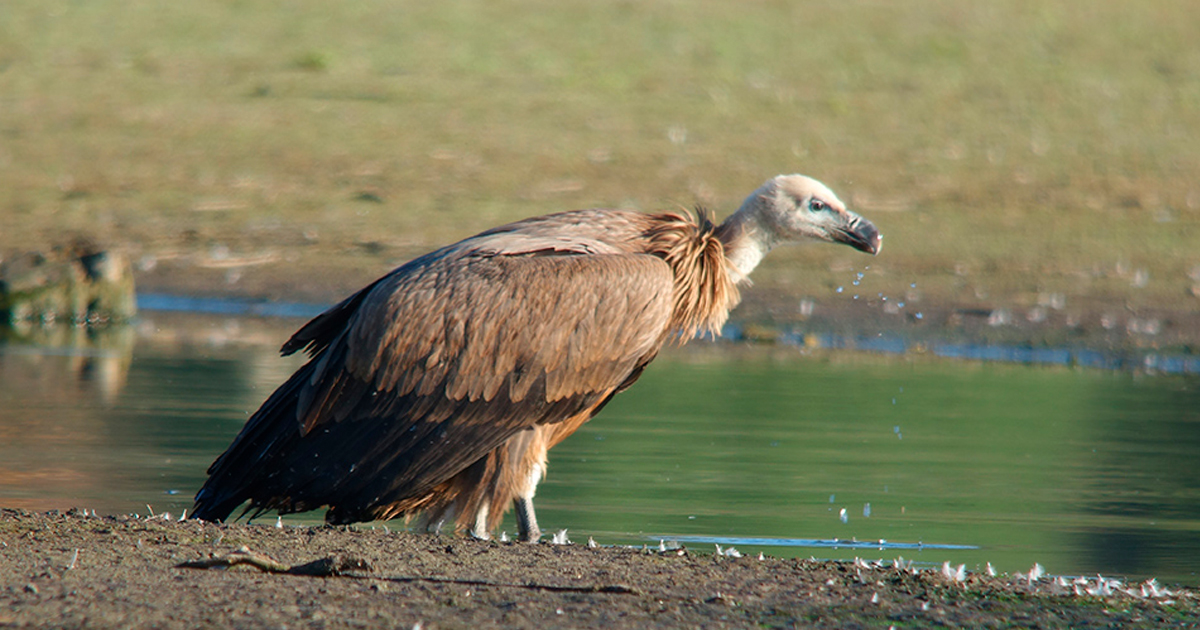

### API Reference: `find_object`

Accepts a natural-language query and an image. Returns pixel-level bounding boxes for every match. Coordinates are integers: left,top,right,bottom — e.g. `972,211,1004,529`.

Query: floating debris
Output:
1138,578,1172,599
714,544,742,558
1029,563,1045,582
942,561,966,583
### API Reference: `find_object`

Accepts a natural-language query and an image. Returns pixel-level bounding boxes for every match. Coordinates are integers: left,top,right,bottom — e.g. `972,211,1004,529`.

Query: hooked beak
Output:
833,215,882,256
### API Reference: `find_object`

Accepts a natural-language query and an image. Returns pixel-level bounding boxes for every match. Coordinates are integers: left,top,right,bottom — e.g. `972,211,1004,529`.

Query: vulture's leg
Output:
514,460,544,542
470,499,491,540
514,496,541,543
414,504,455,535
502,429,549,542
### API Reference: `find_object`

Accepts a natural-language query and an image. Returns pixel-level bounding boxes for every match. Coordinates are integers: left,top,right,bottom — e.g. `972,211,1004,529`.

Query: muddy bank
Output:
1,509,1196,629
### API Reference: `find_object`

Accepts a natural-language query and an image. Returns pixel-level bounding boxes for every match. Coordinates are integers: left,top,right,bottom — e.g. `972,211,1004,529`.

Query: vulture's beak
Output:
833,215,882,256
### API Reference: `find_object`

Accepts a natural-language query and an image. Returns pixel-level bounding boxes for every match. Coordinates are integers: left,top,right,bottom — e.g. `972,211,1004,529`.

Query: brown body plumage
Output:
192,174,881,541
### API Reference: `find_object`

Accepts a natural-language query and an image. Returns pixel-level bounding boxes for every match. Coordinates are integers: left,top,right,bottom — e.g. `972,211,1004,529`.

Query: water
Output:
1,310,1197,586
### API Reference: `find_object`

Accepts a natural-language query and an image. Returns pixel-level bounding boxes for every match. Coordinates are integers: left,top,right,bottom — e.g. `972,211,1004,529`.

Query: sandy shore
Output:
2,509,1197,629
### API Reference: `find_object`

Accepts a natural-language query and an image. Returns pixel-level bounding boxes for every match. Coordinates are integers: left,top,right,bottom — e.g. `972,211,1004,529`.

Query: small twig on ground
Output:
176,547,369,576
176,547,640,594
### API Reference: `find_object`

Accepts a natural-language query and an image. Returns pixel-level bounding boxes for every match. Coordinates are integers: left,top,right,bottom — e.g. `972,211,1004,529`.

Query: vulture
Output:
191,174,881,541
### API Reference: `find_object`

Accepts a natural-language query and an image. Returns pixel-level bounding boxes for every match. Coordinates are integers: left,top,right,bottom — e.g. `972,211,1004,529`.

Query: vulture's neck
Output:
716,201,776,285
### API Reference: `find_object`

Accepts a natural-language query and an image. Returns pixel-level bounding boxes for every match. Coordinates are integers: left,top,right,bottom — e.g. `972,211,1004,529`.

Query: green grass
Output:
2,1,1198,314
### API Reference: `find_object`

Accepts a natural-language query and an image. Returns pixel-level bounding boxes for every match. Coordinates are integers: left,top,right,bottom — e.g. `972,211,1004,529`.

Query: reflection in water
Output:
0,314,301,513
0,324,135,511
0,324,134,404
0,311,1197,587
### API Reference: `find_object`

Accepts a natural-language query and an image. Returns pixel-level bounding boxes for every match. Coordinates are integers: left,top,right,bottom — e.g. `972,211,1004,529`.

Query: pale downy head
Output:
720,174,882,281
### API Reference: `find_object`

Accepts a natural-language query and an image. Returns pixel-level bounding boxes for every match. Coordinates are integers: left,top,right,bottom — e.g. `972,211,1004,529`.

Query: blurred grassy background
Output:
1,1,1198,332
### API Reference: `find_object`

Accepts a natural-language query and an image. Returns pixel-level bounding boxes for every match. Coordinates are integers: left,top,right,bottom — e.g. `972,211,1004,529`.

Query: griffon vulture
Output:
191,174,882,541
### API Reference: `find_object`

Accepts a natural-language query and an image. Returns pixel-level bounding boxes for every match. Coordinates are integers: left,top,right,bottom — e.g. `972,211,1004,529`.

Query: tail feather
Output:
189,363,312,522
189,487,247,522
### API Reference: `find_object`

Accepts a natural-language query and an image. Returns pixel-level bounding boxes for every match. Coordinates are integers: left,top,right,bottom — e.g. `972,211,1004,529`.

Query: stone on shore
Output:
0,239,136,327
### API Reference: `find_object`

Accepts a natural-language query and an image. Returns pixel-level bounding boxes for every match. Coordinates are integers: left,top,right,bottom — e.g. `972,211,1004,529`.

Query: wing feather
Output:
197,248,676,520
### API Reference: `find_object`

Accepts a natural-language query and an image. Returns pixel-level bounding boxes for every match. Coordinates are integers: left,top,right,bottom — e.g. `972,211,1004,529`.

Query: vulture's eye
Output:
809,198,828,212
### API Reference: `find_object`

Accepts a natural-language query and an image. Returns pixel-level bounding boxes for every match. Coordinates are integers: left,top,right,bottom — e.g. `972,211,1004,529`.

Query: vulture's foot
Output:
514,497,541,542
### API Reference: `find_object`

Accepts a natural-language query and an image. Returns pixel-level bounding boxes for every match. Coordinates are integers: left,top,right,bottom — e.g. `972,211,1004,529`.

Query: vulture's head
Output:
751,174,882,256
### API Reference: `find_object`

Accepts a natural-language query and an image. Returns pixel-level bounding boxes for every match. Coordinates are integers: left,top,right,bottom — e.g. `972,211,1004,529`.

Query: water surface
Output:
1,311,1197,586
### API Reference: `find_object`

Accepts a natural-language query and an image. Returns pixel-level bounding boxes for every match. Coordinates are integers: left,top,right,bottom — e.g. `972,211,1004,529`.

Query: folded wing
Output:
192,248,676,522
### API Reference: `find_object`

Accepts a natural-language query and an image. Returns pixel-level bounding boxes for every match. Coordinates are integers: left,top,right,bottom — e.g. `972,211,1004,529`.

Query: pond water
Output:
1,310,1197,586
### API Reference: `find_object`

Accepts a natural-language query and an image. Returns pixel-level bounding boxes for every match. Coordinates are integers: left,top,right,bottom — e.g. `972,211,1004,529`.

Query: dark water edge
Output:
723,324,1200,375
128,293,1200,374
136,293,329,320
